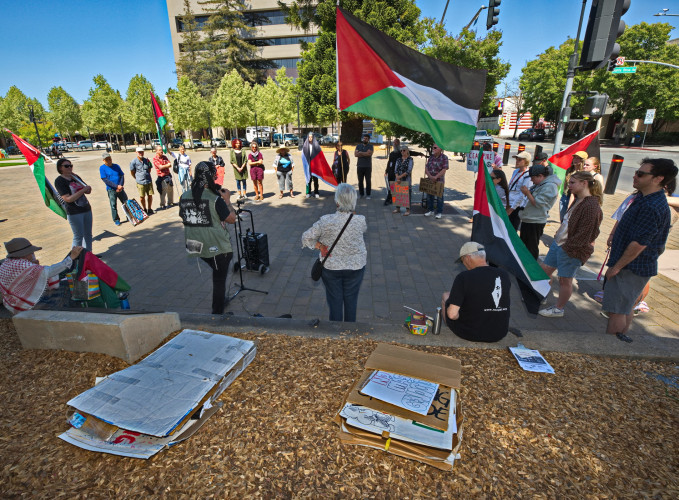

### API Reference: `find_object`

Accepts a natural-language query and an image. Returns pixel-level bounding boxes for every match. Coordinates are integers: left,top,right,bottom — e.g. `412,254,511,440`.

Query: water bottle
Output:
118,292,130,310
433,307,442,335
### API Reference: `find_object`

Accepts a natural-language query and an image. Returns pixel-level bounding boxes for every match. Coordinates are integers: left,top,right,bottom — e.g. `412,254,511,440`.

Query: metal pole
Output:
552,0,588,156
28,105,43,150
296,97,300,133
254,111,259,145
641,124,648,148
119,116,127,153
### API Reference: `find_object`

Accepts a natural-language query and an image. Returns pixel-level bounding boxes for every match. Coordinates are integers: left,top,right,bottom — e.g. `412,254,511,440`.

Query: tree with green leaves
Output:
167,76,210,134
195,0,261,96
593,22,679,134
0,86,34,132
210,69,254,138
125,74,160,135
273,67,297,130
81,75,124,134
519,39,593,125
47,86,82,138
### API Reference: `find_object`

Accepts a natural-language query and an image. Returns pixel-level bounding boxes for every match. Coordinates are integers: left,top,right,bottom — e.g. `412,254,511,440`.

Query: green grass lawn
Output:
0,159,28,167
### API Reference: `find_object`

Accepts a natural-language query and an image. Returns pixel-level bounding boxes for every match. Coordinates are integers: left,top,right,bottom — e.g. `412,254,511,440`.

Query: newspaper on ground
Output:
509,345,555,374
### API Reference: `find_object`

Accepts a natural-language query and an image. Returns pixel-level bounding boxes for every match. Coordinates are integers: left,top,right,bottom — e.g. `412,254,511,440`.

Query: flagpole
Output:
335,1,341,138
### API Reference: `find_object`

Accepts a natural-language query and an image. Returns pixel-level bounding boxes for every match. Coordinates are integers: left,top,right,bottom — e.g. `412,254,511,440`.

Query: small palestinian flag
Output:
471,161,550,314
302,135,338,188
76,251,130,293
547,129,600,194
150,91,167,152
8,130,66,219
336,7,486,153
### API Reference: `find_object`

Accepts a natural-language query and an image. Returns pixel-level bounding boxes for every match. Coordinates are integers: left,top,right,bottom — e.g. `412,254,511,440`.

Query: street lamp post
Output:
28,104,43,150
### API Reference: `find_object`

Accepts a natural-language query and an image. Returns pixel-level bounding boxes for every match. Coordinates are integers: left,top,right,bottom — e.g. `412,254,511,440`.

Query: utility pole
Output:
552,0,588,156
28,104,43,150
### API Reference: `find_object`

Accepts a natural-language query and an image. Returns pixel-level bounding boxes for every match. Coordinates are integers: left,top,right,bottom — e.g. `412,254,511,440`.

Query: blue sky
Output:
0,0,676,107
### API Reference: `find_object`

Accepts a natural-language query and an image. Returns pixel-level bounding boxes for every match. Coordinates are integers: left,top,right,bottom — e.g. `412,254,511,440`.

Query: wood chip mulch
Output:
1,319,678,498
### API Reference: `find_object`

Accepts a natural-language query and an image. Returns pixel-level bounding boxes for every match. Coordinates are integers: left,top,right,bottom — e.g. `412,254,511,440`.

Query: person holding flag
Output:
302,132,338,198
153,145,174,209
55,158,94,252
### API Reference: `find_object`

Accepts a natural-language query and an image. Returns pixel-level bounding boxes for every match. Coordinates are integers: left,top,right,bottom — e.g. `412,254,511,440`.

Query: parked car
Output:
191,139,205,149
473,129,493,144
93,140,111,150
518,128,546,141
211,138,226,147
320,134,339,145
76,140,94,150
232,137,250,147
169,138,183,148
273,133,300,147
252,137,270,147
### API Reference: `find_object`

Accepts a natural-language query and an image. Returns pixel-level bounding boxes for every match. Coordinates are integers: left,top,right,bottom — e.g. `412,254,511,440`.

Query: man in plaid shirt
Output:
603,158,678,343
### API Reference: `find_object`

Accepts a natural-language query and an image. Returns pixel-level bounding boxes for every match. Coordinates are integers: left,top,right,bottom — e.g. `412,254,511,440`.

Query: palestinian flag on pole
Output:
302,135,338,188
336,7,486,153
547,129,600,194
8,130,66,219
150,91,167,153
471,161,550,314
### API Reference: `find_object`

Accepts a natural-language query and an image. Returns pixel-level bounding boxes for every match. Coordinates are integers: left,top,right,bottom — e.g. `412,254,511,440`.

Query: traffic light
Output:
579,0,631,70
486,0,500,30
584,94,609,118
607,59,617,72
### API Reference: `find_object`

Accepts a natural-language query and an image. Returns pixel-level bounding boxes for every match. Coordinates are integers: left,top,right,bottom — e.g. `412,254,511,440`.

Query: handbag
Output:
173,158,179,174
67,272,101,301
311,213,354,281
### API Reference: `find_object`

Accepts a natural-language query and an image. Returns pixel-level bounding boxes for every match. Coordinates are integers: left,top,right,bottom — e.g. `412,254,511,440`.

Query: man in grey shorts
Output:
603,158,678,342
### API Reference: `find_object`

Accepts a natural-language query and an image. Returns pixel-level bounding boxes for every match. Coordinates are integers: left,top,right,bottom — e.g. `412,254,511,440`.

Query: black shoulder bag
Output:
311,213,354,281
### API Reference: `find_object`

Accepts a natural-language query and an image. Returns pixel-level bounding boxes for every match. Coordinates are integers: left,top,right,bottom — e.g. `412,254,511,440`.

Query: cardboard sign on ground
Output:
336,343,463,470
418,178,444,198
59,329,256,458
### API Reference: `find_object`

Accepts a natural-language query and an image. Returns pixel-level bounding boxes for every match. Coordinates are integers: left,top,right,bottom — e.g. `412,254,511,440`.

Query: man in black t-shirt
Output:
384,138,400,205
441,242,511,342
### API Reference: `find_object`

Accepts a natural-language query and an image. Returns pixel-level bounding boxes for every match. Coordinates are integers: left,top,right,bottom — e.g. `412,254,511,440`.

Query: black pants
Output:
306,177,319,195
385,170,395,202
357,167,371,196
508,208,522,231
520,222,545,260
201,252,233,314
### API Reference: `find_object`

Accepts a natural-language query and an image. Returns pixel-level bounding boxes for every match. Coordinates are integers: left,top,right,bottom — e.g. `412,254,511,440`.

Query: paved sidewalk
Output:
1,144,677,358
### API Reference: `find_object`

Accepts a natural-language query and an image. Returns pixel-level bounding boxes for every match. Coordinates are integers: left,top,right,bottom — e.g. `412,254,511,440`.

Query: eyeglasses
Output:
634,170,653,177
62,164,73,168
220,188,228,193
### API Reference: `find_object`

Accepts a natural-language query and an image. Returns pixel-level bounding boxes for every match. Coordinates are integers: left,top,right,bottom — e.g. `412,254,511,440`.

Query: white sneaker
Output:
366,195,371,200
539,306,564,318
424,211,434,217
435,213,442,219
314,193,320,198
306,194,311,199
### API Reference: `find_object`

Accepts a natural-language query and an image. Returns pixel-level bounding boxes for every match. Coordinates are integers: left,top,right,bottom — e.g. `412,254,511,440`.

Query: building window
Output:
269,58,300,69
247,35,317,47
176,15,210,32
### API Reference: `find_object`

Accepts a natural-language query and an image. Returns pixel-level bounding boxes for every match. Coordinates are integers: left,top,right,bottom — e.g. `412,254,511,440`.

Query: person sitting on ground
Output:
441,242,511,342
0,238,83,314
538,171,604,318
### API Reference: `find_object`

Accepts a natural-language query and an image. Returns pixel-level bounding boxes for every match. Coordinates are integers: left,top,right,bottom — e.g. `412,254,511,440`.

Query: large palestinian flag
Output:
150,91,167,152
547,129,600,194
336,7,486,153
302,135,338,188
471,161,550,314
8,130,66,219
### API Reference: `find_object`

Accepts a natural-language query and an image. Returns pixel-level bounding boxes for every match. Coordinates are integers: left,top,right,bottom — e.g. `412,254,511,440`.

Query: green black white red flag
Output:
150,91,167,153
547,129,600,194
336,7,486,153
8,130,66,219
471,160,550,314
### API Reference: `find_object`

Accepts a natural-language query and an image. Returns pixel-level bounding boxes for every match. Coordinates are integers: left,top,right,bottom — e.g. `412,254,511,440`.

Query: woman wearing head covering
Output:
273,147,295,198
301,183,367,322
54,158,94,252
230,139,248,199
539,171,604,318
248,142,265,201
391,145,413,216
178,161,237,314
0,238,82,314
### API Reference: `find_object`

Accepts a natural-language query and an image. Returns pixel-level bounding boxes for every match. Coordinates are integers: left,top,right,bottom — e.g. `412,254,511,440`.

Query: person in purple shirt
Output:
99,152,128,225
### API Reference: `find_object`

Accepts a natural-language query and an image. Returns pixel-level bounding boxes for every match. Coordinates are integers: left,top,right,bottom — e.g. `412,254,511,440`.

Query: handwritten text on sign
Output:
389,181,410,208
361,370,439,416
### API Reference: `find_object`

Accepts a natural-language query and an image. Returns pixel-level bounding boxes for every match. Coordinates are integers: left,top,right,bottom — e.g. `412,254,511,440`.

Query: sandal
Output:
392,208,400,214
616,333,633,343
278,193,284,199
403,210,410,216
289,192,295,198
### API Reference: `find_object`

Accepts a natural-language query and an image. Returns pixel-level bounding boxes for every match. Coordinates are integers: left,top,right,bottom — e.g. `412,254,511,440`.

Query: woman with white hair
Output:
301,183,367,322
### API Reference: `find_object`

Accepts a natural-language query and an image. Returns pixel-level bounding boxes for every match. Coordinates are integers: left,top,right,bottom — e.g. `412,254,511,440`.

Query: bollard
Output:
472,141,480,150
492,141,499,153
534,144,543,158
604,155,624,195
502,142,511,165
518,143,526,153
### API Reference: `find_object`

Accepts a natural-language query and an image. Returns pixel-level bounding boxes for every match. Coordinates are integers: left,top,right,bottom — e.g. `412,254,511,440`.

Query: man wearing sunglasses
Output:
603,158,678,343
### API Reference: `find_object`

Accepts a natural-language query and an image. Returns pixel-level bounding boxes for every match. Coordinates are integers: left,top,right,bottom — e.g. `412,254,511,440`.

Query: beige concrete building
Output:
165,0,318,79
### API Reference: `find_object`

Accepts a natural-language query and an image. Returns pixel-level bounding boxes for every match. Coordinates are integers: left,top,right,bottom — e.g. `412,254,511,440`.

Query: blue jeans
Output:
107,188,128,222
236,179,247,191
427,193,444,214
67,210,93,252
559,193,570,222
321,266,365,322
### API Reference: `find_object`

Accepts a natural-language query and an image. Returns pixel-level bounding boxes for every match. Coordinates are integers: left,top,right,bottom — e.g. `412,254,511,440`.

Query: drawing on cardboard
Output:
343,404,396,432
360,370,439,416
